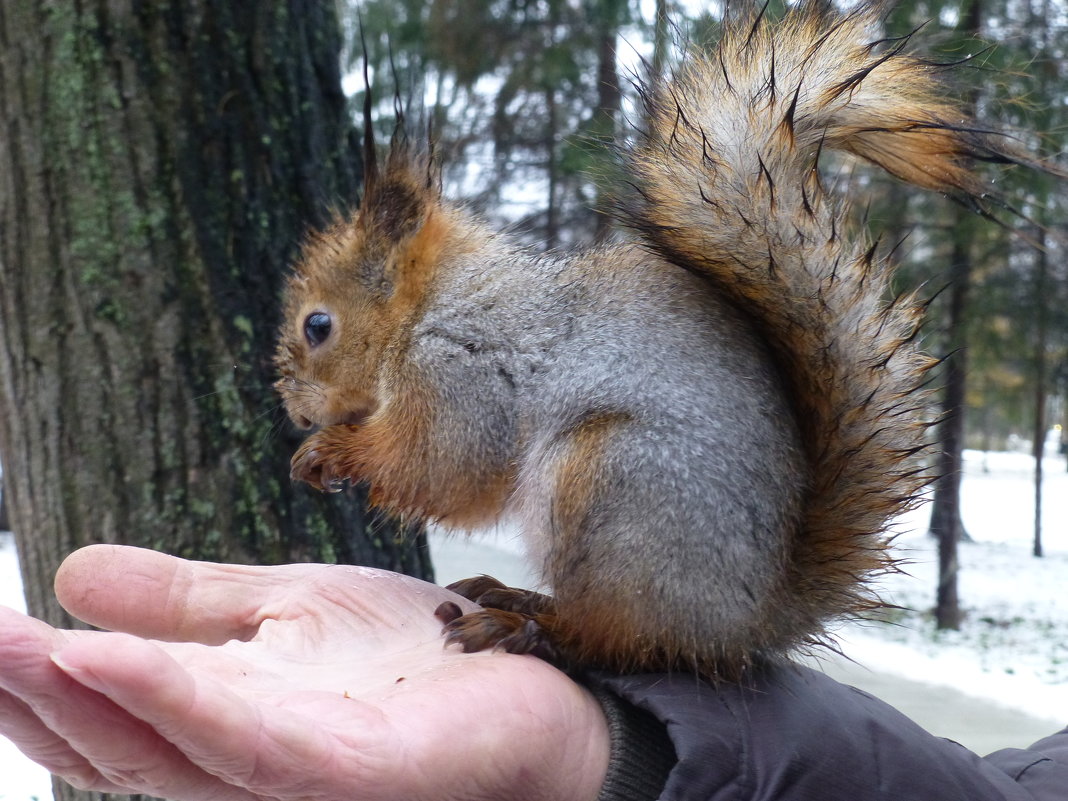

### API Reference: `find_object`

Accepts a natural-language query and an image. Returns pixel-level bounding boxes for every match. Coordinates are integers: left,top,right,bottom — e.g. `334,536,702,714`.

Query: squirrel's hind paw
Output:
440,608,562,664
435,575,563,666
445,575,555,616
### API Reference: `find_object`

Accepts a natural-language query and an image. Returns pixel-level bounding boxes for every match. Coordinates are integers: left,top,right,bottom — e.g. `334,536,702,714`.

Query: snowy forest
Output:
351,0,1068,629
0,1,1067,797
2,0,1067,623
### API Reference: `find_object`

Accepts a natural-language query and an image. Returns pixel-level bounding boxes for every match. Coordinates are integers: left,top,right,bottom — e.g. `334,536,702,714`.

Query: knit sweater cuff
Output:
583,678,677,801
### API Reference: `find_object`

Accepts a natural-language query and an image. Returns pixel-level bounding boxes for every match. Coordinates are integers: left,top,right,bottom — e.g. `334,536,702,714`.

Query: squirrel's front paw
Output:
290,429,352,492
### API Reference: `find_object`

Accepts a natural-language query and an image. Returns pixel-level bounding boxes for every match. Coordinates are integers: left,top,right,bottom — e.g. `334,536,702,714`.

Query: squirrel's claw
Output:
445,575,510,602
438,575,563,665
441,608,561,664
290,441,345,493
446,576,555,617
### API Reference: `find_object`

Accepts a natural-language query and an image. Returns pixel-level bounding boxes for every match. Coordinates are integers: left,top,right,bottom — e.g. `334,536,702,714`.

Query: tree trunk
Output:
1031,227,1048,558
929,204,976,631
593,0,623,242
1026,0,1054,556
928,0,984,631
0,7,431,797
650,0,669,92
545,82,560,250
0,476,8,531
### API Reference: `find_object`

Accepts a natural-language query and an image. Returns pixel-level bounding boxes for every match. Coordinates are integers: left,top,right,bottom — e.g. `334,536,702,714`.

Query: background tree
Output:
883,0,1068,623
1014,0,1068,558
4,2,1066,793
923,0,984,630
0,8,431,798
345,0,1068,625
590,0,627,241
354,0,640,247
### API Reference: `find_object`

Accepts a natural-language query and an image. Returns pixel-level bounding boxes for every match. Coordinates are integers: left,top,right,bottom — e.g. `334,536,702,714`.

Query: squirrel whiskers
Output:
276,3,1043,679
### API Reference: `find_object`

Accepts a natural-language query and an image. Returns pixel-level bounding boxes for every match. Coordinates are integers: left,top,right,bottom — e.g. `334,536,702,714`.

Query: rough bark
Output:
0,0,431,729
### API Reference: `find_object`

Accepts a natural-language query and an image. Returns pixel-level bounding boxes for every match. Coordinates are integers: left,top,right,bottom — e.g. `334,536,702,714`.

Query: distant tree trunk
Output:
1063,391,1068,474
542,0,561,252
650,0,670,92
545,82,560,250
1031,227,1048,558
930,205,975,631
0,480,8,531
928,0,984,631
593,0,624,242
1025,0,1056,555
0,11,431,798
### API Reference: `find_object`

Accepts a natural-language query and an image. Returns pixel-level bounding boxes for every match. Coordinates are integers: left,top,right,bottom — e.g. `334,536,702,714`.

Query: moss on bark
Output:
0,2,432,728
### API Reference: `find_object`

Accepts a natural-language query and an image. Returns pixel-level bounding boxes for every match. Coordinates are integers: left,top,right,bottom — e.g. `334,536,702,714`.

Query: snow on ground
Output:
2,447,1067,797
833,448,1068,725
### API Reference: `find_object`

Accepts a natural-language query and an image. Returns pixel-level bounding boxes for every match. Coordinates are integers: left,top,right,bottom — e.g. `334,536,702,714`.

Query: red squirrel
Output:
275,3,1045,679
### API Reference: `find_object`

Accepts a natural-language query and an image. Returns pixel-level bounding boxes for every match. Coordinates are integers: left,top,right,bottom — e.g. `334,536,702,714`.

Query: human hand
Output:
0,545,609,801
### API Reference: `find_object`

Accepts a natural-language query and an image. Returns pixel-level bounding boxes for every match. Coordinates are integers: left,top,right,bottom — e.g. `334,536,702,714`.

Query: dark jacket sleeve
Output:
984,727,1068,799
585,663,1068,801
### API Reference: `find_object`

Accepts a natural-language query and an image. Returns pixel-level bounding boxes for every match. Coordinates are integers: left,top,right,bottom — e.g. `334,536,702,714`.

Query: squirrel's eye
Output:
303,312,332,347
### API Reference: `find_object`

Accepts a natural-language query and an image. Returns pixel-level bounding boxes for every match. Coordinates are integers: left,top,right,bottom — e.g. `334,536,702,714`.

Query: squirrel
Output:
275,2,1041,679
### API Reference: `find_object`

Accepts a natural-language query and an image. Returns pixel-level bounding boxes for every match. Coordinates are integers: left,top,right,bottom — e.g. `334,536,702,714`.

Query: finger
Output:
0,611,99,784
55,544,313,644
56,545,477,647
0,683,126,793
53,633,390,798
0,607,243,798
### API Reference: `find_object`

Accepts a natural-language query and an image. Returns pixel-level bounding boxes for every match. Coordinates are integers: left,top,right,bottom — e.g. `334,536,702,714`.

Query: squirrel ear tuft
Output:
359,147,441,244
363,176,428,242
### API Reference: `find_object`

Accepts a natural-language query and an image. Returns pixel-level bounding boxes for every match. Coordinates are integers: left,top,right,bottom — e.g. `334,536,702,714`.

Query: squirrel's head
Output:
274,147,449,430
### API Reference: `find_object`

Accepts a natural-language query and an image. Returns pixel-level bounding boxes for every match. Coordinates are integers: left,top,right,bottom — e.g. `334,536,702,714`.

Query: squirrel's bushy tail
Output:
625,4,1025,635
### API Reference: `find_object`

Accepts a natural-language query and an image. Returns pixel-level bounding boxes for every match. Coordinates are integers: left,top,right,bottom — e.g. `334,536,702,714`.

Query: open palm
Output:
0,545,608,801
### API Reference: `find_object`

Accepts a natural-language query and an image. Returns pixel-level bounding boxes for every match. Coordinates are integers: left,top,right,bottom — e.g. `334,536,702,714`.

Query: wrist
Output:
579,675,676,801
559,679,614,801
